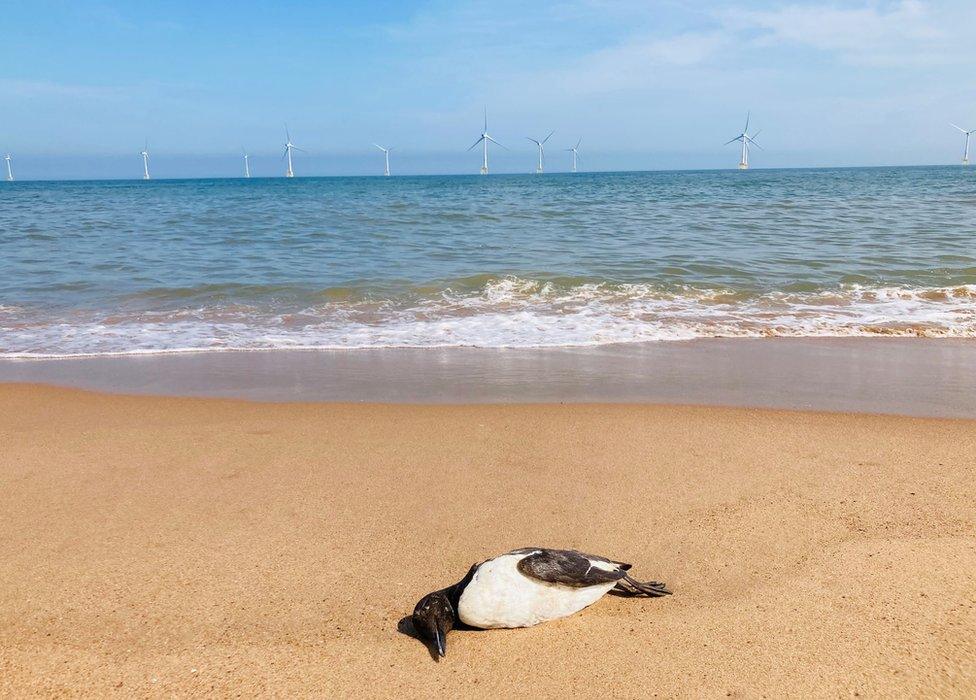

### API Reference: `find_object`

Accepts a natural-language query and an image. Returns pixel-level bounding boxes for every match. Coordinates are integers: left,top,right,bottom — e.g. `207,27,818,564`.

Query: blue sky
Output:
2,0,975,178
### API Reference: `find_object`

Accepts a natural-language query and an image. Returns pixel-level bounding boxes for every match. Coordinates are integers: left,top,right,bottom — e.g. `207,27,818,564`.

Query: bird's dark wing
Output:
514,548,628,588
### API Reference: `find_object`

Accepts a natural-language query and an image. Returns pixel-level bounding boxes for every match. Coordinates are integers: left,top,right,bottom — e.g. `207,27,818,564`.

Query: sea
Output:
1,166,974,358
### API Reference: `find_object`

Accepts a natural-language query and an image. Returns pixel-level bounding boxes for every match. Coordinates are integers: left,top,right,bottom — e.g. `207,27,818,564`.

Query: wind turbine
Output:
283,125,305,178
949,123,975,165
725,112,762,170
566,138,582,173
141,139,150,180
467,106,505,175
373,144,392,176
242,148,251,178
526,131,554,174
3,154,12,182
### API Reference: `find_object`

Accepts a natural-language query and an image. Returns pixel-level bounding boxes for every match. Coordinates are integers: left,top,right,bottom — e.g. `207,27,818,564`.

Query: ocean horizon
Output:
2,165,974,358
0,162,962,184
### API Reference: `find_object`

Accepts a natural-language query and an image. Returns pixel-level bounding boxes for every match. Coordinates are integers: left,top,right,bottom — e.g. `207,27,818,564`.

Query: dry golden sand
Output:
1,384,975,698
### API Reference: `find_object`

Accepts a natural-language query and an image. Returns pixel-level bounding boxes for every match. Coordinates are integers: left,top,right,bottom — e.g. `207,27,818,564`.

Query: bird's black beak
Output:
434,628,446,657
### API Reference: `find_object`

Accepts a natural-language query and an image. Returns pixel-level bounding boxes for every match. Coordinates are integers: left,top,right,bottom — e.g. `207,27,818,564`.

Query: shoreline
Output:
2,337,976,417
1,385,973,696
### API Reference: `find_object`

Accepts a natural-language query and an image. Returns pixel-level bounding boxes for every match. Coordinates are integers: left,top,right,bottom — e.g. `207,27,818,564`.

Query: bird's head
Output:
412,590,455,658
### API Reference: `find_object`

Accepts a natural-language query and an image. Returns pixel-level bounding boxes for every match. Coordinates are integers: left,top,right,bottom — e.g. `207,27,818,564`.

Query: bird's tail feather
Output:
613,574,671,597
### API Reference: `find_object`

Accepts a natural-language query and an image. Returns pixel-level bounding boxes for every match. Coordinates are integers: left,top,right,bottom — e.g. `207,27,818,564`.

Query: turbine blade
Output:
467,136,485,152
744,111,750,133
746,136,763,150
373,143,386,152
542,130,554,144
527,137,541,146
292,146,307,153
484,105,488,133
949,123,968,134
285,124,291,141
575,137,582,149
486,135,507,149
724,136,742,145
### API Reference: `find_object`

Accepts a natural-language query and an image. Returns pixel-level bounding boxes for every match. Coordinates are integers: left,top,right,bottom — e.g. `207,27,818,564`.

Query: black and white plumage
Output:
411,547,670,657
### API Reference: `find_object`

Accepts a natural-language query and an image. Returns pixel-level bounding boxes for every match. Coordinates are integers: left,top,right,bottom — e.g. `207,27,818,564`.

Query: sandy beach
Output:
1,383,974,697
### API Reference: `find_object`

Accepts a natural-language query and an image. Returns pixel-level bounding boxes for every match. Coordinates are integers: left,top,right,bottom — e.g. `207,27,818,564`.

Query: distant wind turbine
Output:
725,112,762,170
242,148,251,178
950,123,975,165
4,154,12,182
467,107,505,175
526,131,554,174
283,125,305,178
141,140,150,180
373,144,392,176
566,138,582,173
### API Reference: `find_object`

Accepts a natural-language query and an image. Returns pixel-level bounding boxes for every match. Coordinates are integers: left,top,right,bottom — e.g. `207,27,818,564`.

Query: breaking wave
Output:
2,277,975,358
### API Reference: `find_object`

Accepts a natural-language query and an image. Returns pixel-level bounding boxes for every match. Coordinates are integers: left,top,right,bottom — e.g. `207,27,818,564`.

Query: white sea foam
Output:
2,279,975,358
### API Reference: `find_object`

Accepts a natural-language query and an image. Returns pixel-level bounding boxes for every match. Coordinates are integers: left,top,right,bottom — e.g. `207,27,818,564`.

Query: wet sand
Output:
1,384,974,696
3,338,976,417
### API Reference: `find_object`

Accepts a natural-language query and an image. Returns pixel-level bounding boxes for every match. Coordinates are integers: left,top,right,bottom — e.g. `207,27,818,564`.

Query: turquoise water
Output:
1,166,974,356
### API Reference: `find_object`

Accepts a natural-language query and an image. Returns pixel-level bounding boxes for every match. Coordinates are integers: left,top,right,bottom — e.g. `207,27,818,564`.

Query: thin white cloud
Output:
728,0,973,67
545,31,729,94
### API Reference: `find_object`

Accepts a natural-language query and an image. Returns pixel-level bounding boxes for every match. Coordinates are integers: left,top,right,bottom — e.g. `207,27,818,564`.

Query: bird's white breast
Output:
456,552,617,629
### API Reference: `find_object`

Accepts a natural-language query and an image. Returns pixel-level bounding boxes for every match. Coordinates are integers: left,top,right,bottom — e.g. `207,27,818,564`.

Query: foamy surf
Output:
2,279,974,358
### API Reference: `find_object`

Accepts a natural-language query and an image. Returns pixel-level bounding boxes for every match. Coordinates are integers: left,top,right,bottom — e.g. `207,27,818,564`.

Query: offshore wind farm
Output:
119,112,976,179
3,108,975,181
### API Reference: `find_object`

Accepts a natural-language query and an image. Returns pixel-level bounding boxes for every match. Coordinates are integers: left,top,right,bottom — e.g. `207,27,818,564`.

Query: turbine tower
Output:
243,148,251,178
3,154,12,182
373,144,392,176
725,112,762,170
467,107,505,175
141,140,150,180
950,123,975,165
283,125,305,178
566,138,582,173
526,131,554,174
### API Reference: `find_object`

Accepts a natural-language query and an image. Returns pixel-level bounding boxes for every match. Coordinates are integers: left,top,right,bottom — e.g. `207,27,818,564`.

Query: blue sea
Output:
1,167,974,357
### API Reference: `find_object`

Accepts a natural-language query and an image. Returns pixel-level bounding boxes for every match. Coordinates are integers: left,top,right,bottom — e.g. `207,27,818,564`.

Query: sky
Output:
1,0,975,179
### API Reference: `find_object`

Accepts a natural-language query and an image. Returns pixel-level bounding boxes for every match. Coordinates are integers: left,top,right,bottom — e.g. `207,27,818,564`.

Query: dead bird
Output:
412,547,670,657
